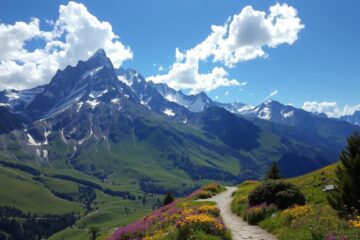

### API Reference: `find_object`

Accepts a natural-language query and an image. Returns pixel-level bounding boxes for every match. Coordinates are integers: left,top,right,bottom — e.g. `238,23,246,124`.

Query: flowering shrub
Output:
244,204,277,225
282,205,313,223
176,213,226,239
198,205,220,216
109,184,230,240
189,183,224,200
349,216,360,228
202,183,223,194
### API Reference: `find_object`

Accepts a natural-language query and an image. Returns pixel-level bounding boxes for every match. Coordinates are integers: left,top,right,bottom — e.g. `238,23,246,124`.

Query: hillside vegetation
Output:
0,157,160,239
231,164,360,239
107,183,231,240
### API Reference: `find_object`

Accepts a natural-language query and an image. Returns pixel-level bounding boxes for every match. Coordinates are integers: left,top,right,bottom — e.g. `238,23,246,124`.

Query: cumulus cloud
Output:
0,1,132,90
266,89,278,99
147,3,304,93
302,101,360,118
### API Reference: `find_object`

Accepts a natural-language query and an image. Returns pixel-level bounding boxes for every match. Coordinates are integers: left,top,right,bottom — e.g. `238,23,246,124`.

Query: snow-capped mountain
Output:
25,49,136,120
341,111,360,126
246,100,299,123
154,83,215,112
0,48,358,182
0,85,46,113
215,101,254,115
117,68,215,113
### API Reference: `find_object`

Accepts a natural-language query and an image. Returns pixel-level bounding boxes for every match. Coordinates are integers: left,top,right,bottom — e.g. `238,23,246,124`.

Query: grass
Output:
0,157,160,240
0,166,83,215
231,163,360,240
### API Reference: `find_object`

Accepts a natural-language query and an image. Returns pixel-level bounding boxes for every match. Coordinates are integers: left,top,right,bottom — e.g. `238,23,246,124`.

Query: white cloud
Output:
0,1,132,90
225,91,229,96
302,101,360,118
266,89,278,98
147,3,303,93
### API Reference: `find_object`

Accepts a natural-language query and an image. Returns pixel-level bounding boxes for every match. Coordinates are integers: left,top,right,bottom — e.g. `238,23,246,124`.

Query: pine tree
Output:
328,132,360,218
265,161,282,180
88,226,100,240
163,192,175,206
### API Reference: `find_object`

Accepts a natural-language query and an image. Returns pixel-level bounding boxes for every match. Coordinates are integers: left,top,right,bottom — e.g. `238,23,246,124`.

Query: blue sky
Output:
0,0,359,116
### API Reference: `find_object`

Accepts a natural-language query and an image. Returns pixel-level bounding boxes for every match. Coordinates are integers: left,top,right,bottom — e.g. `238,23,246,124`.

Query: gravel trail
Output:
199,186,277,240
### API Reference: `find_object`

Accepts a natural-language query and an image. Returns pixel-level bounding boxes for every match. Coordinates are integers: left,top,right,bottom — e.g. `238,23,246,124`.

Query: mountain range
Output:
0,49,359,196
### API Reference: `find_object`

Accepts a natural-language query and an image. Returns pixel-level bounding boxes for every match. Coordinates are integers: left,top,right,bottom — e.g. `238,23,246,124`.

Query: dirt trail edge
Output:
199,186,277,240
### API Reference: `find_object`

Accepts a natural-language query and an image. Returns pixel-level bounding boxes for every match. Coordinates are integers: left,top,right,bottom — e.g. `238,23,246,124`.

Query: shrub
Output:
282,205,313,223
163,192,175,206
248,180,305,210
244,204,277,225
202,183,223,194
196,190,213,199
176,213,227,238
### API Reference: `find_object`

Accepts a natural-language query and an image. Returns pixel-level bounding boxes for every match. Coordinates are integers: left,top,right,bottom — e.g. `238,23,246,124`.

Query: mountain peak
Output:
87,49,113,69
92,48,107,58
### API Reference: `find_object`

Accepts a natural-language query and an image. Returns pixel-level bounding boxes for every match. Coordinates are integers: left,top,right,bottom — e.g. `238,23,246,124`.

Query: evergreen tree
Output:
163,192,175,206
265,161,282,180
328,132,360,218
88,226,100,240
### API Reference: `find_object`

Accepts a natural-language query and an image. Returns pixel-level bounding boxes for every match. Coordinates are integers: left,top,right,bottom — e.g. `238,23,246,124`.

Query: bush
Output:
196,190,213,199
248,180,305,210
244,204,277,225
202,183,223,194
163,192,175,206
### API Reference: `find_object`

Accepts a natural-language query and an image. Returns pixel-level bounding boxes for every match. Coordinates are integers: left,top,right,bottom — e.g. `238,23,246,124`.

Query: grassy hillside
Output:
0,156,161,239
231,164,360,239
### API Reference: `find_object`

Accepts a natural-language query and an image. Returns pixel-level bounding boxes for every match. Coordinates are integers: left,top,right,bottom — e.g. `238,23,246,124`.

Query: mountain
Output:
0,49,357,185
215,101,254,115
341,111,360,126
25,49,137,120
244,100,359,147
117,68,215,116
0,85,46,113
0,49,357,238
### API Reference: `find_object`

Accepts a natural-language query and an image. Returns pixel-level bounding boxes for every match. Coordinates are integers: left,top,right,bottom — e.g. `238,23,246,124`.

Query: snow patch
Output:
76,101,83,112
89,89,108,99
86,99,100,109
81,66,103,79
60,129,68,144
237,105,254,114
111,98,120,104
118,75,132,86
258,107,271,120
42,150,48,159
43,130,51,145
36,149,41,157
163,108,175,117
281,110,294,119
27,134,41,146
5,91,19,100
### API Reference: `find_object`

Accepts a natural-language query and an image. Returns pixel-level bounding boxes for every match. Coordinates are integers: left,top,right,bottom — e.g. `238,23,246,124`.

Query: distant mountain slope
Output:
245,100,359,147
0,49,357,196
341,111,360,126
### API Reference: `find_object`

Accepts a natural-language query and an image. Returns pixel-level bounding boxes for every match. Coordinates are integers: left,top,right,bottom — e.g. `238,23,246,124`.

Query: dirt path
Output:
199,187,277,240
